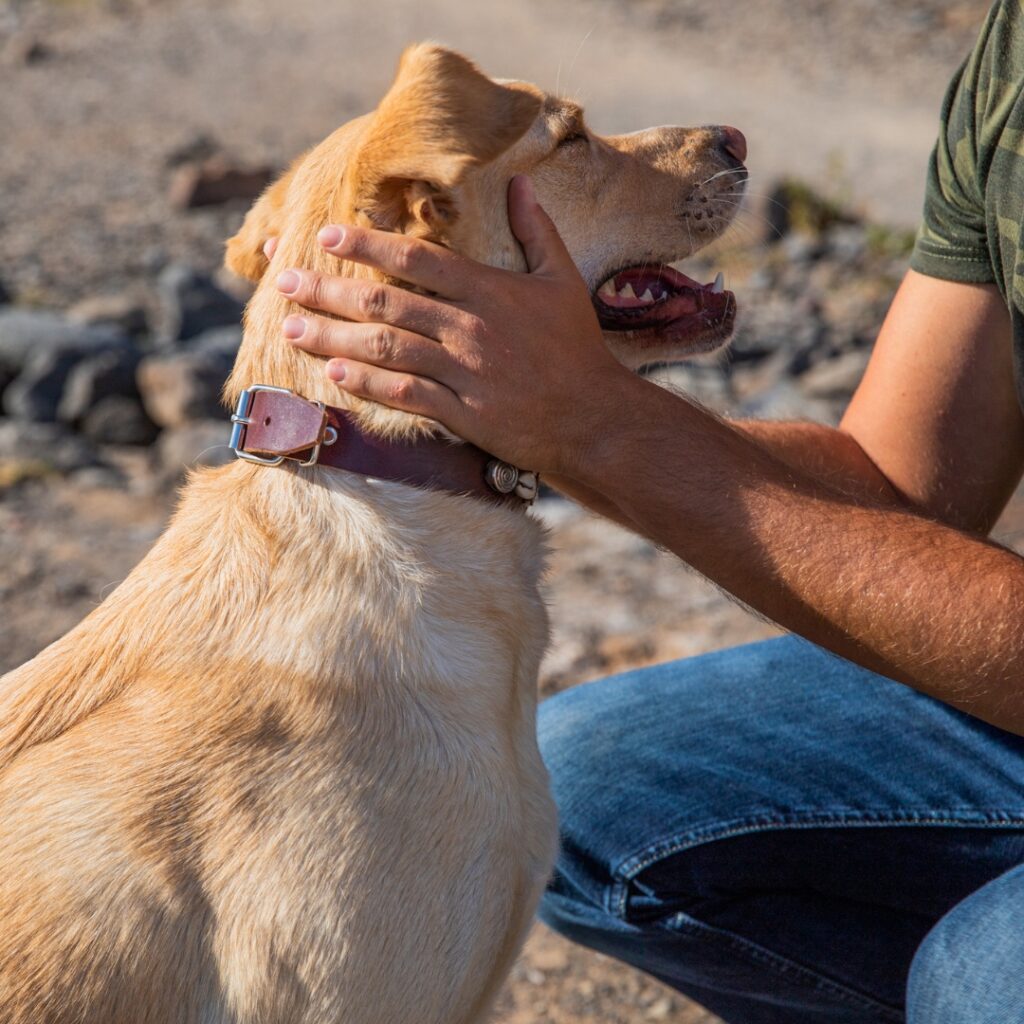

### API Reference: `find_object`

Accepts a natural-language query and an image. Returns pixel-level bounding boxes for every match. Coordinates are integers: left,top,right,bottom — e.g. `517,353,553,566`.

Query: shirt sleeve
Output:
910,8,999,284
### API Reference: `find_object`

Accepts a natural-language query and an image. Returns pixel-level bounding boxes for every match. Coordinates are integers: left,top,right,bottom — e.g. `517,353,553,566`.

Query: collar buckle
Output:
229,384,337,467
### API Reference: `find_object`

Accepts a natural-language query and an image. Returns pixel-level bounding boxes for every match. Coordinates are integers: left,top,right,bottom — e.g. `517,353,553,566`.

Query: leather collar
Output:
228,385,537,506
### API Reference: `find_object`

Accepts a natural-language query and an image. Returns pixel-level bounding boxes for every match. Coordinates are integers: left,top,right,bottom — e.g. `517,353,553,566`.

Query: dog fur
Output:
0,44,741,1024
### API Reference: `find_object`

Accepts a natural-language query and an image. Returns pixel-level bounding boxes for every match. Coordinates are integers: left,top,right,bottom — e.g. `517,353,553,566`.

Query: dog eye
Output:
558,130,588,148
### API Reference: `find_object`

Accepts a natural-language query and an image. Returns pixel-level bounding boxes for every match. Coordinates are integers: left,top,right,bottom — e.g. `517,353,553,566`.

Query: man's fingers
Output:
277,268,467,343
283,314,460,385
317,225,479,300
325,358,463,427
263,237,279,261
507,174,577,277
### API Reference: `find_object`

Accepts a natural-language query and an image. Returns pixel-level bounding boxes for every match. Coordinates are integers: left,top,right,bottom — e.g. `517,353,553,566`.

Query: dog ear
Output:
346,44,542,236
224,161,301,282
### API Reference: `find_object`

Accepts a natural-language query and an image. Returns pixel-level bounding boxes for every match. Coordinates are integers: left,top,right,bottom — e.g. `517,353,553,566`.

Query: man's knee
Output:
537,681,633,926
907,864,1024,1024
535,637,831,933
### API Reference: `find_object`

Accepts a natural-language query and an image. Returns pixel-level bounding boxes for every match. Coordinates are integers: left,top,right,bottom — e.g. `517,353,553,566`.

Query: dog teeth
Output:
639,288,655,303
618,283,637,299
710,272,725,294
599,279,617,298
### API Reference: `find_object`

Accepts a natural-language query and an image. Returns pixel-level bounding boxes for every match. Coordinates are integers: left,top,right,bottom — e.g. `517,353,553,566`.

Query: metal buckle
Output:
229,384,336,468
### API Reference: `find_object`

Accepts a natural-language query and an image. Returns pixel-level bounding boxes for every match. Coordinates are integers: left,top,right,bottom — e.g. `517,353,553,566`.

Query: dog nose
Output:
719,126,747,164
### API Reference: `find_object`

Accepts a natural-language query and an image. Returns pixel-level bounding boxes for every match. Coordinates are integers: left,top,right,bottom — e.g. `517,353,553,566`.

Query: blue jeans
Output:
537,636,1024,1024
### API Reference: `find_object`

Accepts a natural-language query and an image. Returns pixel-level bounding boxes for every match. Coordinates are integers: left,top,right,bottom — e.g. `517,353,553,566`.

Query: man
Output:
273,2,1024,1019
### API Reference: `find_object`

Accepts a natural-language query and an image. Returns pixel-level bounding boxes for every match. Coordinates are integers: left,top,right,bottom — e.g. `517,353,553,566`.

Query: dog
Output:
0,44,745,1023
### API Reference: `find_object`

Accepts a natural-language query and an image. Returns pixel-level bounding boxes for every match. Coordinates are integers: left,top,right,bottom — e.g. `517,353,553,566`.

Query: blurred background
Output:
1,1,1019,1022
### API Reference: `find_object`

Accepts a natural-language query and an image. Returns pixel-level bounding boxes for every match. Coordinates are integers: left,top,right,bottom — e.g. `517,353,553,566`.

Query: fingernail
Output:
277,270,300,294
327,360,347,382
282,315,306,340
318,225,344,249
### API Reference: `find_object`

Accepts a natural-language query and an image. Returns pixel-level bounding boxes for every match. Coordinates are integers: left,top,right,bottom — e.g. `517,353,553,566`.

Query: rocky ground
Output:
3,2,1023,1023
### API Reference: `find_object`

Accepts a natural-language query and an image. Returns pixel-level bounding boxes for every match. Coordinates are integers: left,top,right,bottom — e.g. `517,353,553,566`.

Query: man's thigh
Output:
537,635,1024,1020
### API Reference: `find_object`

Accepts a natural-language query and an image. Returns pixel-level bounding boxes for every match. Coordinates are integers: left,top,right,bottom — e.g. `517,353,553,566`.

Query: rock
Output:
797,348,872,400
67,292,150,337
780,232,824,265
0,418,102,473
738,378,845,425
0,459,54,489
645,363,735,412
3,32,52,66
0,308,126,376
80,396,159,446
645,997,675,1020
168,157,275,209
762,181,794,242
163,132,221,169
137,349,233,428
823,223,869,265
0,278,10,305
155,419,235,480
5,348,94,422
729,292,826,372
152,264,244,343
57,348,143,424
69,464,129,490
187,325,242,357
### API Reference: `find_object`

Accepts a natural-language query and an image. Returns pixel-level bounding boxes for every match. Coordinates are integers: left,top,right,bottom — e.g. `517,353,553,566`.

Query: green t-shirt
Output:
910,0,1024,408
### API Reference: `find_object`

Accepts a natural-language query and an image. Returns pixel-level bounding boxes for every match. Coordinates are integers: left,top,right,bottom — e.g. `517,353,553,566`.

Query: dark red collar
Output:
228,385,537,506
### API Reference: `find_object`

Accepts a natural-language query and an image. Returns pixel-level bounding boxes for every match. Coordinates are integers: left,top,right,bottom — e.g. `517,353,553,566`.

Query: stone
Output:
738,378,845,425
798,348,872,400
762,181,794,242
155,419,235,480
67,292,150,337
0,459,54,489
69,464,129,490
152,264,245,343
137,349,234,428
0,308,126,375
57,348,143,424
80,396,159,446
823,223,869,265
187,325,242,357
3,32,51,66
780,232,824,265
168,157,275,209
0,418,101,473
644,363,735,413
5,348,92,422
163,132,221,168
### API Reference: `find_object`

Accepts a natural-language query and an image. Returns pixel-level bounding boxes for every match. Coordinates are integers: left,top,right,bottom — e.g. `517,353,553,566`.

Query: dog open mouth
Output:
593,263,735,351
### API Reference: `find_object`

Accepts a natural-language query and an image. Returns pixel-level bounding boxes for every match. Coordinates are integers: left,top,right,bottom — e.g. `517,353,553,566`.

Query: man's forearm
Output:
570,374,1024,734
548,417,905,524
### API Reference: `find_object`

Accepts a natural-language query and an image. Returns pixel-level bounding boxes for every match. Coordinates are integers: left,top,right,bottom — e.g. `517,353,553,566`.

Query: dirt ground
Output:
1,1,1018,1022
0,0,992,304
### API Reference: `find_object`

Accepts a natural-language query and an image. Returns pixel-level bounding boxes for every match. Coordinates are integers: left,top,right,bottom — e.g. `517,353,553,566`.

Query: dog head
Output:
225,44,746,434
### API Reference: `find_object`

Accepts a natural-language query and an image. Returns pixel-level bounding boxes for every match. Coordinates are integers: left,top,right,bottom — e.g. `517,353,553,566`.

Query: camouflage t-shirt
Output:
910,0,1024,408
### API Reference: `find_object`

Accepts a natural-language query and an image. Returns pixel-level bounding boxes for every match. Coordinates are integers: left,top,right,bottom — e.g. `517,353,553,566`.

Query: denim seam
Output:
656,910,904,1022
608,808,1024,918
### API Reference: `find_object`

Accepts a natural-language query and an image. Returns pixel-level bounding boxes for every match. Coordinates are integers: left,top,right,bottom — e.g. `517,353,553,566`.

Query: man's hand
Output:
274,174,626,475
